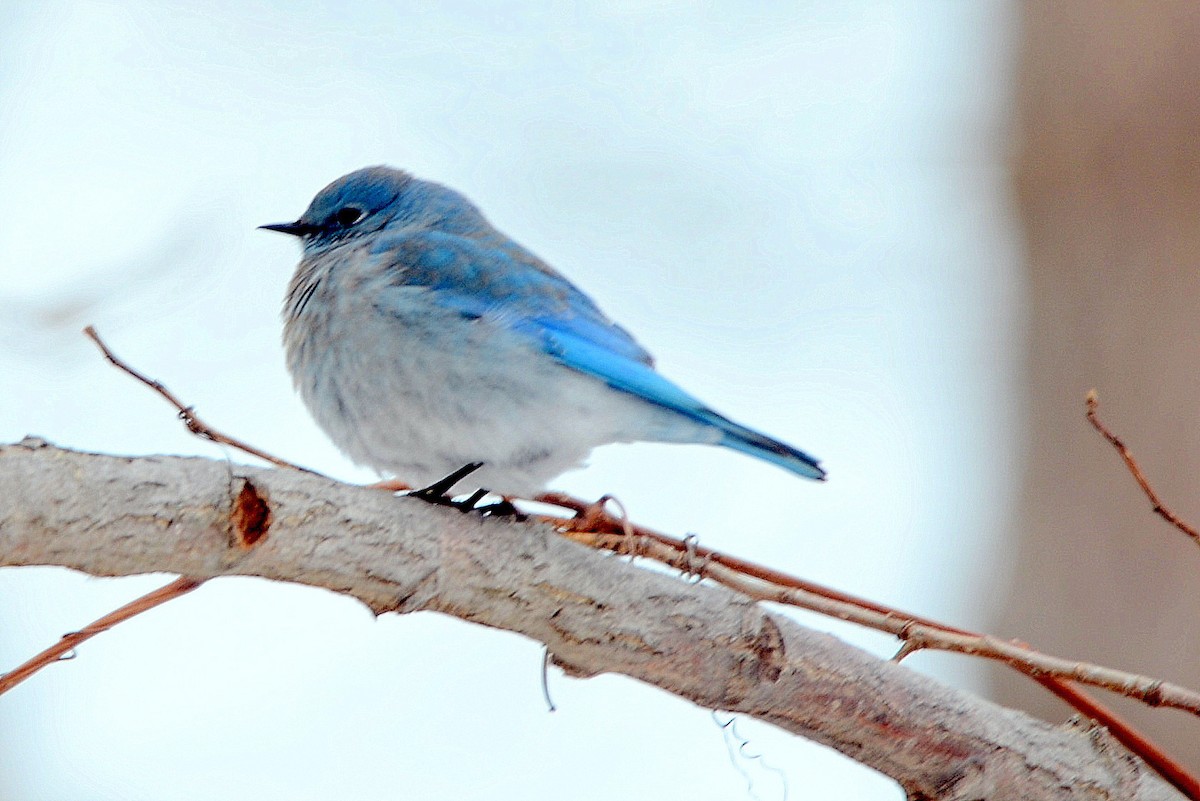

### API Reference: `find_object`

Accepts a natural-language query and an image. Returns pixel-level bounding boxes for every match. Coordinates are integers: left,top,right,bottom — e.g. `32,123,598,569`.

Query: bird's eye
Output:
335,206,365,227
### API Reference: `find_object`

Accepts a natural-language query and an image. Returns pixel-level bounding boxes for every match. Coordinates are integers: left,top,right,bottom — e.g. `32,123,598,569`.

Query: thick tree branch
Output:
0,439,1180,800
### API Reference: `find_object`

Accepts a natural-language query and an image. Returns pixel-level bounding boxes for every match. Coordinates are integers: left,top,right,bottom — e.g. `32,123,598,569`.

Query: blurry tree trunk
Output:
996,1,1200,767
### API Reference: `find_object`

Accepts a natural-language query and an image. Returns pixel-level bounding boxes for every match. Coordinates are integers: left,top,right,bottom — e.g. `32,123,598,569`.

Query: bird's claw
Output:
407,463,525,520
408,462,485,505
472,498,525,519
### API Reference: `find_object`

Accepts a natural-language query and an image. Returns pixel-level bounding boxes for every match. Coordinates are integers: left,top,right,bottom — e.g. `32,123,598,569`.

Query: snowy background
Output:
0,3,1019,799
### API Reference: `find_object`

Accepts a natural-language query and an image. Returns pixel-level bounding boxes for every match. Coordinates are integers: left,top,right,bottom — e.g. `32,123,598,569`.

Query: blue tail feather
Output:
534,326,826,481
717,423,826,481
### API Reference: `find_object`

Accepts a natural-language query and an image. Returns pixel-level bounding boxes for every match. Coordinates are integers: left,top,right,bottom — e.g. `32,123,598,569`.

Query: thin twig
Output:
1086,389,1200,546
83,326,317,475
0,577,204,695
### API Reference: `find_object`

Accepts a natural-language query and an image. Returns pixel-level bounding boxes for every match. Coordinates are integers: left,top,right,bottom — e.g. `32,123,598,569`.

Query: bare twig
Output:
83,326,317,475
1086,389,1200,546
0,576,203,695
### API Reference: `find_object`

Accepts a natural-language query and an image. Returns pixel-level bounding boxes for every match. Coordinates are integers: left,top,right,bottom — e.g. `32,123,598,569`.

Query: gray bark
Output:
0,438,1180,800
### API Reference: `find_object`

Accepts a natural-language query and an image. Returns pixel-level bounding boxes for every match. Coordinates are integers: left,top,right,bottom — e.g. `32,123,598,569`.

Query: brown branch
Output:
83,326,317,475
540,495,1200,800
1086,389,1200,545
0,440,1185,800
76,326,1197,798
545,511,1200,715
0,576,203,695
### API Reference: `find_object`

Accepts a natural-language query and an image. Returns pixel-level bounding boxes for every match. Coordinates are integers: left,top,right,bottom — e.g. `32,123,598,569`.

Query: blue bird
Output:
262,166,824,504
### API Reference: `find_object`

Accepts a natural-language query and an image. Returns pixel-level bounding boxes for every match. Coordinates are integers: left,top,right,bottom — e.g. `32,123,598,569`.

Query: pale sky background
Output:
0,2,1021,799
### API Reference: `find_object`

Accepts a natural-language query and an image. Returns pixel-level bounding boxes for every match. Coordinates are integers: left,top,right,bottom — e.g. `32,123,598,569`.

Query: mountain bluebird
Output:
262,166,824,504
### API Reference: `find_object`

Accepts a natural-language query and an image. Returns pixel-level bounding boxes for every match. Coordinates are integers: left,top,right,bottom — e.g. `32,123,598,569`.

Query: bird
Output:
262,166,824,509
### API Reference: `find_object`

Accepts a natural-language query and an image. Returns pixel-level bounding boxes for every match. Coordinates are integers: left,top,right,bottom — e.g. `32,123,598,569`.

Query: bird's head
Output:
260,166,487,252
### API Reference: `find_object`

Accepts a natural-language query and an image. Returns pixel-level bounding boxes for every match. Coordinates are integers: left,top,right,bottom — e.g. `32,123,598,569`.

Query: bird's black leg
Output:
407,463,525,520
473,497,526,520
445,488,526,519
408,462,484,507
452,488,489,512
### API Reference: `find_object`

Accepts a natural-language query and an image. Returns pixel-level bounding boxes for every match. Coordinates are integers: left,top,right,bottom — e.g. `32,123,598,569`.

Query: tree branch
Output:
0,575,203,694
0,438,1181,800
547,496,1200,720
1086,390,1200,546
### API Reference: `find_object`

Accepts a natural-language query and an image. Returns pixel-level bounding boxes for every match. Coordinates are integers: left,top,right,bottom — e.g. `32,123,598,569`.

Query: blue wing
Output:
370,229,653,366
371,229,825,481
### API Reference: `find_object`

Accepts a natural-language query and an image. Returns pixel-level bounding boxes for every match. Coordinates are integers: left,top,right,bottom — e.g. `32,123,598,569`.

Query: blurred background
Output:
1,2,1196,799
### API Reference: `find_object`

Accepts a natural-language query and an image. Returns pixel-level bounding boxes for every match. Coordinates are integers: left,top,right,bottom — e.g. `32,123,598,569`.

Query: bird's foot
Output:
449,489,526,520
406,464,526,520
472,497,526,520
408,462,484,506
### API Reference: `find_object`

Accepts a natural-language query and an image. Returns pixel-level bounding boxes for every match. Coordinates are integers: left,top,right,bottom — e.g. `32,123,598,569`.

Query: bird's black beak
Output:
258,220,313,237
